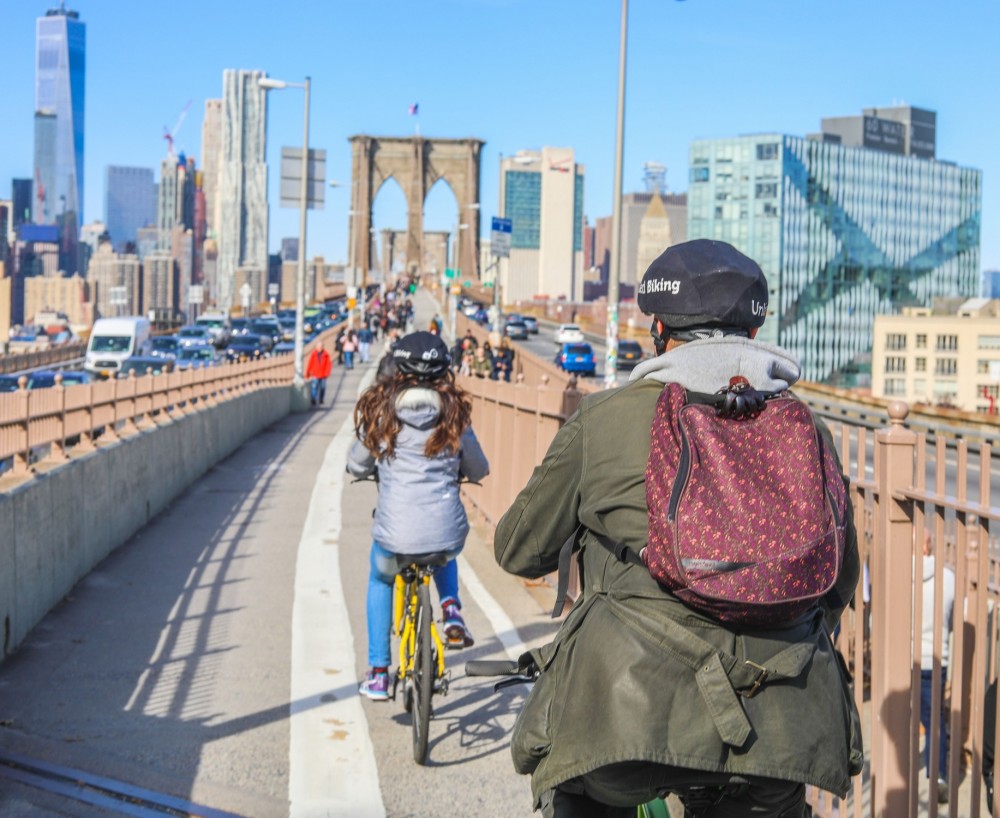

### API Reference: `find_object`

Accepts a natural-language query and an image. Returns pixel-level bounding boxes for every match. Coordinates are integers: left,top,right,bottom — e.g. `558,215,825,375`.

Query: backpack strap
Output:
551,525,584,618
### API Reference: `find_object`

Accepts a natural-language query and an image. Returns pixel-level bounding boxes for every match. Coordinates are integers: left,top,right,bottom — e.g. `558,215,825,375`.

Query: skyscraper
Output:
688,107,981,383
34,3,85,272
217,69,268,310
104,166,155,252
498,148,585,302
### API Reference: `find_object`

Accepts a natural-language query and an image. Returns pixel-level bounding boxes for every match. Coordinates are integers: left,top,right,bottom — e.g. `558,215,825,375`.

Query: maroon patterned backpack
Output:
643,378,847,626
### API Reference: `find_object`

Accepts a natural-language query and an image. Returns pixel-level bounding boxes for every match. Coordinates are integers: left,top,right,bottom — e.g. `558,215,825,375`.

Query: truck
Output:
195,311,231,347
83,317,153,378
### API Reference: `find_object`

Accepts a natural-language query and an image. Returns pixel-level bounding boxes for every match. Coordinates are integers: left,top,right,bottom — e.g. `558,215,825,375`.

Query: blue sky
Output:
2,0,997,273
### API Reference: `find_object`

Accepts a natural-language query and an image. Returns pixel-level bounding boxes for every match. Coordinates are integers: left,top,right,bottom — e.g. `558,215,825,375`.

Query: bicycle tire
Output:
411,583,434,764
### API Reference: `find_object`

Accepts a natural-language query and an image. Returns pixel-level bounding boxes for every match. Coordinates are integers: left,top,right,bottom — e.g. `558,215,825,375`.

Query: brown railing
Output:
0,342,86,374
0,327,341,484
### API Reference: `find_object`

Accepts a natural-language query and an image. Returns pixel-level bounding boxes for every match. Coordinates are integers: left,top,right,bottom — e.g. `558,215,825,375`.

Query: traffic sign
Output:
445,268,457,279
491,216,512,258
240,282,253,308
267,283,279,298
450,285,462,295
188,285,204,305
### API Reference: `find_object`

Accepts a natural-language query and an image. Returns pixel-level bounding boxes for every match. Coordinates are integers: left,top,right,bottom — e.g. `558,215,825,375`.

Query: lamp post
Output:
259,75,311,389
451,202,480,341
604,0,628,388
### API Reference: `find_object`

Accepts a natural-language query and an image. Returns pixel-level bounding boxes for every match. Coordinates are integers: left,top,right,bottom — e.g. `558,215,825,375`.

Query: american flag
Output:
408,103,419,116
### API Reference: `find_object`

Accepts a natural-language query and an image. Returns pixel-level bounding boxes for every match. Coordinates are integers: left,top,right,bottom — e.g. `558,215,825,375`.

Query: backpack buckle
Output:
739,660,768,698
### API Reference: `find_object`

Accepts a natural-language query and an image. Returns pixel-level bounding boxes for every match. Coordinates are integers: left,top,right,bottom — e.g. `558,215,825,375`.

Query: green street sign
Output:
464,280,472,287
445,268,456,279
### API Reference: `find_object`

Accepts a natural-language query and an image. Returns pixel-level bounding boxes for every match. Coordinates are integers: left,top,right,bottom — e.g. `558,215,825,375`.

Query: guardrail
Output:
0,326,342,486
0,342,86,375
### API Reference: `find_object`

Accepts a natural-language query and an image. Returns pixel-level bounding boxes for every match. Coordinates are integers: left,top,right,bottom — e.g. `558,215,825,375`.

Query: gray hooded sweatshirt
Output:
347,387,489,555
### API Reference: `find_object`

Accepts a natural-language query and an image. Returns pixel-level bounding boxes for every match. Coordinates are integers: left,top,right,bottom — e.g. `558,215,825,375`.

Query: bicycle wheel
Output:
411,582,434,764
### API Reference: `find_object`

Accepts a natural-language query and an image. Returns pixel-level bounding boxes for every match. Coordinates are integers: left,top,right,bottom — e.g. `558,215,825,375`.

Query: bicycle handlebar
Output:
465,659,522,677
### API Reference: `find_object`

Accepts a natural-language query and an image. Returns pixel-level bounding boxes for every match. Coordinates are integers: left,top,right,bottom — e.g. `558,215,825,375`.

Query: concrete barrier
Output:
0,385,293,661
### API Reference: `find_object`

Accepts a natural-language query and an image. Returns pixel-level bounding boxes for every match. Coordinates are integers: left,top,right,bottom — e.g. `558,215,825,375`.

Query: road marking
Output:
289,364,383,818
457,554,525,663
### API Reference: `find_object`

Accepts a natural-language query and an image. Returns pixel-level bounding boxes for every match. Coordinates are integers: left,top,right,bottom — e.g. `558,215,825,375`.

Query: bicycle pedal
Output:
445,636,466,650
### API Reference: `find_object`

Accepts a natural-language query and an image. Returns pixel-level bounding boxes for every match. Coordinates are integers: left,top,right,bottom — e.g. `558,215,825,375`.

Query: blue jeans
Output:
310,377,326,404
344,350,355,369
366,541,462,668
921,667,949,779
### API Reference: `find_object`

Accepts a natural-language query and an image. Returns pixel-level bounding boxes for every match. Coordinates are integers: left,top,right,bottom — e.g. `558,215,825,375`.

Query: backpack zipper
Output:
667,410,692,521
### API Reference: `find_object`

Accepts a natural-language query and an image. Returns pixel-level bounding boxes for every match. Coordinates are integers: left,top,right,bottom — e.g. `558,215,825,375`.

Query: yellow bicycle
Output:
391,553,451,764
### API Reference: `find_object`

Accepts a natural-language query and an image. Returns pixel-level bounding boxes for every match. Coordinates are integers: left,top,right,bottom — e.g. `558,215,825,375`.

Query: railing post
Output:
47,376,70,463
562,376,583,420
12,376,31,476
871,399,917,817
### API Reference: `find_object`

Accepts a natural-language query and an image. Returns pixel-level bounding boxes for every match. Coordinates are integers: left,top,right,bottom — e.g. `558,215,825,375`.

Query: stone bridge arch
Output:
348,135,484,283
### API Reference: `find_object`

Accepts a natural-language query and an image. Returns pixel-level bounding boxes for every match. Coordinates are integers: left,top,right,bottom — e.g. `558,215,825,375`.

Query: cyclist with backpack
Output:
348,331,489,700
494,240,862,817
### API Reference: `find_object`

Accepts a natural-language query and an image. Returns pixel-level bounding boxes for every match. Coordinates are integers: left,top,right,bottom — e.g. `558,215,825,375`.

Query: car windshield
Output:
196,318,223,329
251,321,276,333
561,325,580,332
90,335,131,352
619,341,641,353
566,344,591,355
232,337,260,348
231,319,249,330
179,328,206,338
122,362,161,375
152,338,178,350
180,348,213,360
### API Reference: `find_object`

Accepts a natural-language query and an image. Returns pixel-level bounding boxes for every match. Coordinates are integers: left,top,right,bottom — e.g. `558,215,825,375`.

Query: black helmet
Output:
637,239,768,335
391,331,451,379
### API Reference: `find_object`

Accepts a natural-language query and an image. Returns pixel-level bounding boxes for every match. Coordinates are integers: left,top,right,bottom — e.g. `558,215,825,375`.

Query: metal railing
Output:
0,342,86,375
0,326,341,484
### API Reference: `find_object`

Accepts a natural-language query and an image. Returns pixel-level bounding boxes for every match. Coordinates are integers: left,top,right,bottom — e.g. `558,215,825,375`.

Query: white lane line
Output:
289,365,383,818
457,557,525,664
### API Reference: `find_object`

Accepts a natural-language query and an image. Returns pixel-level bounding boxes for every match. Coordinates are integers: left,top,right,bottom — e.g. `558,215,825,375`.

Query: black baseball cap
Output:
637,239,768,331
391,331,451,379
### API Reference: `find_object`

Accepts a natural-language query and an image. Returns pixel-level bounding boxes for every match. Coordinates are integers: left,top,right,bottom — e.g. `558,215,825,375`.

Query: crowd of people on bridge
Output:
448,330,516,382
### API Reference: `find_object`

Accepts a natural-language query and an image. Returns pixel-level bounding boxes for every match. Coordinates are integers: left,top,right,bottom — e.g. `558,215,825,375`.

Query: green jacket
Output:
495,373,862,808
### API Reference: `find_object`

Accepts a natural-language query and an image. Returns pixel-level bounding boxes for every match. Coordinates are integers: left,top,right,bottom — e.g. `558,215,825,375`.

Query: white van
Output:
195,311,231,347
84,317,153,378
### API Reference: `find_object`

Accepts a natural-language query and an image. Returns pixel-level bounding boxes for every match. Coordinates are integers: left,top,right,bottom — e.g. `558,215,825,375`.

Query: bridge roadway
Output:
0,292,559,817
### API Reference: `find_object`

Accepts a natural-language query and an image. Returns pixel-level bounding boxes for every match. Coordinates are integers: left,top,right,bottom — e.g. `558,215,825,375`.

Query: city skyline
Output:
0,0,997,275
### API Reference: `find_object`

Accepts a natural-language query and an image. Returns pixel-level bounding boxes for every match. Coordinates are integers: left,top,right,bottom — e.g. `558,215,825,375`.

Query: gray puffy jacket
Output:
347,387,489,554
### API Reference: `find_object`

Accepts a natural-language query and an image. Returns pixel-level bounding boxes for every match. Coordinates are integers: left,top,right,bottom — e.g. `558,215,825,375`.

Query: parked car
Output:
616,340,645,370
225,334,267,362
505,320,529,340
149,335,181,359
175,345,219,370
176,325,215,349
472,308,489,325
553,323,585,345
521,316,539,334
555,342,596,376
117,356,174,378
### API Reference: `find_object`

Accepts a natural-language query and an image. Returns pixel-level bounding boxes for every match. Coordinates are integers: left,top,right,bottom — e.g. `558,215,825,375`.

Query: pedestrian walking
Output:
305,345,332,405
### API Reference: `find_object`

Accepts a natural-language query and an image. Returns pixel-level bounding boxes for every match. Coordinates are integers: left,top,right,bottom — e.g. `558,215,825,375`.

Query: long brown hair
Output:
354,370,472,460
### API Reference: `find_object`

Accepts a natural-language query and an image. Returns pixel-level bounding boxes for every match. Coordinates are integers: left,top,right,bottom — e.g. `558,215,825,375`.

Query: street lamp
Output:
450,202,479,340
605,0,628,388
259,74,311,390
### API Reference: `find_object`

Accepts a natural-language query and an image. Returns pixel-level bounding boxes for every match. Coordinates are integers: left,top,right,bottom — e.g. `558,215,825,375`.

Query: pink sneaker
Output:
442,602,474,649
359,669,389,701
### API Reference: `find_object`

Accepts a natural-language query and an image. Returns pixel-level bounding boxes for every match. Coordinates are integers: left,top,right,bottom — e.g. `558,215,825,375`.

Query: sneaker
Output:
359,669,389,701
936,778,948,804
442,602,474,649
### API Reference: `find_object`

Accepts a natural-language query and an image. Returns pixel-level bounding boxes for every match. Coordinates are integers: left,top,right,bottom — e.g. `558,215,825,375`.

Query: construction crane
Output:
163,100,193,157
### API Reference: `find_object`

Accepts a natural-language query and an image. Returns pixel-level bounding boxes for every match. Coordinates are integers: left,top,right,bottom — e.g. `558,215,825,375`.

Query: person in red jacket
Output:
305,345,333,405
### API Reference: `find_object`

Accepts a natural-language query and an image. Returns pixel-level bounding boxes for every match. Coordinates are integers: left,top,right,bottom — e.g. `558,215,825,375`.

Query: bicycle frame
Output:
393,568,447,695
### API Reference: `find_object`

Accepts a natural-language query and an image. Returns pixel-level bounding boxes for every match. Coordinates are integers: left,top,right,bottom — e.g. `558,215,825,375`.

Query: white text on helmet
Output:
638,279,680,296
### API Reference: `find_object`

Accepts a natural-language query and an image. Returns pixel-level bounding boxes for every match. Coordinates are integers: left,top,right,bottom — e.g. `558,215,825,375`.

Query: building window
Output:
936,334,958,352
691,167,710,183
885,333,907,351
916,334,927,349
763,202,778,217
756,143,779,161
935,358,958,376
915,357,926,372
714,206,723,219
914,379,927,395
884,356,906,373
755,182,778,199
978,335,1000,350
978,359,992,375
884,378,906,396
982,384,1000,399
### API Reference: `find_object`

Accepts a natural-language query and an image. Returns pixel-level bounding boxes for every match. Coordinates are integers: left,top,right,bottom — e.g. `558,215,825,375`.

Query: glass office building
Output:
104,166,155,253
689,131,981,383
34,5,85,234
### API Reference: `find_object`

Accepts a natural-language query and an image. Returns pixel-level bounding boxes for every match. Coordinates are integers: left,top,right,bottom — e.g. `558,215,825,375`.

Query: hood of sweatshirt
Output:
395,387,442,430
627,336,801,394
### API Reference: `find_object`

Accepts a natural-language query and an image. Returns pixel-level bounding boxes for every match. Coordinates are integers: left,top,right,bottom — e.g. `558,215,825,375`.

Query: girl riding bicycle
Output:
348,331,489,701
